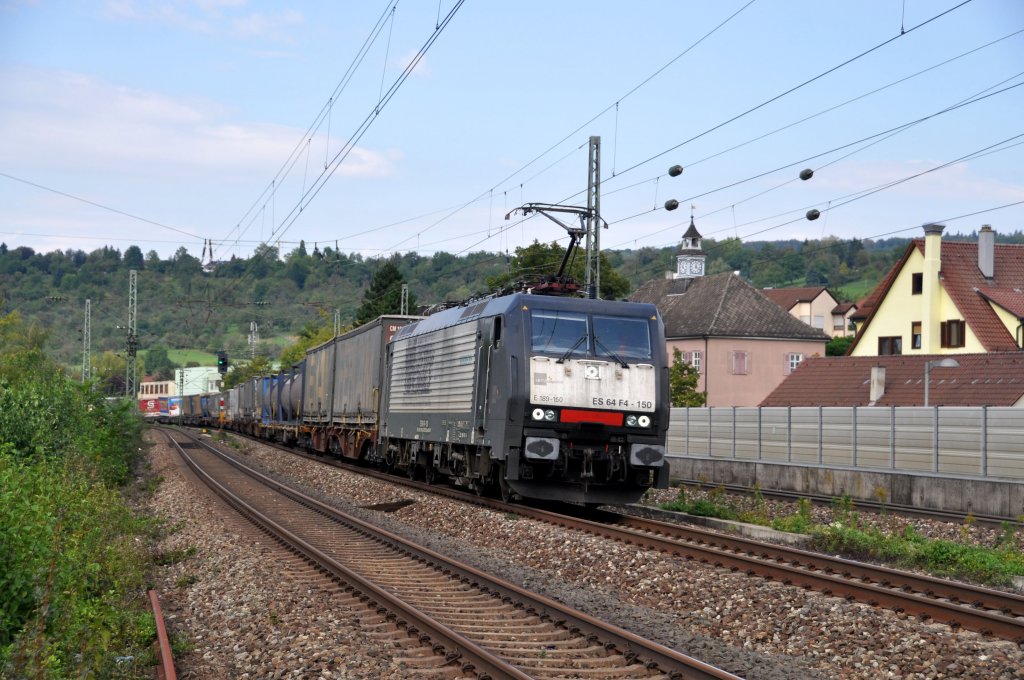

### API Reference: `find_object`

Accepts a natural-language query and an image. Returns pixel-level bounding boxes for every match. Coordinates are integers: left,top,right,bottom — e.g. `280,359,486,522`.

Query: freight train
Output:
178,292,670,505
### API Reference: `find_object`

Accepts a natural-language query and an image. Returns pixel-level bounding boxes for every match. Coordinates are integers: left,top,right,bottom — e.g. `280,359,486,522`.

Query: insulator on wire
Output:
668,165,683,177
806,208,821,221
799,168,814,181
664,199,680,211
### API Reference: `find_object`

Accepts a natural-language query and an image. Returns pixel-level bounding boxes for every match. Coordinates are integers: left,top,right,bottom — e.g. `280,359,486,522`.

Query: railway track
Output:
202,427,1024,645
160,427,740,680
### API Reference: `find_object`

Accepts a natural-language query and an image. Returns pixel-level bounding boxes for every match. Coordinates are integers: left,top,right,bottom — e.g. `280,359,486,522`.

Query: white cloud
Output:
812,159,1024,203
0,66,396,182
392,50,431,78
102,1,303,41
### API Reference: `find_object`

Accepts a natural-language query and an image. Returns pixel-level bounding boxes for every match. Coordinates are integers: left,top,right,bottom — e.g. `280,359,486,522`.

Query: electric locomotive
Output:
378,292,670,505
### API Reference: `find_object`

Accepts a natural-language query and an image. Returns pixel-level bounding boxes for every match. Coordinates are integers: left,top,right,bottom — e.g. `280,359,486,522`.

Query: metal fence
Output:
668,406,1024,480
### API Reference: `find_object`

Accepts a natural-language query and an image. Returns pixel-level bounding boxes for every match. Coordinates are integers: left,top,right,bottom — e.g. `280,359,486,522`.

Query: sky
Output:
1,0,1023,270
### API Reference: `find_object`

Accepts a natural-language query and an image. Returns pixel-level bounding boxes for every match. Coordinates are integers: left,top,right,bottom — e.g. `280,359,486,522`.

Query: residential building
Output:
760,286,856,338
849,224,1024,356
761,352,1024,407
175,366,222,396
136,378,177,398
630,219,828,406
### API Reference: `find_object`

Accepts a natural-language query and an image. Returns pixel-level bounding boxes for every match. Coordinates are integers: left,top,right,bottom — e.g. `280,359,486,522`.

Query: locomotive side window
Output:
531,310,588,354
593,316,652,359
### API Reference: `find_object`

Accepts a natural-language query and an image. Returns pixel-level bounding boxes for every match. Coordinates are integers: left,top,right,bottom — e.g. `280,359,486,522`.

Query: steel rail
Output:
165,428,739,680
148,589,177,680
163,431,528,680
191,427,1024,643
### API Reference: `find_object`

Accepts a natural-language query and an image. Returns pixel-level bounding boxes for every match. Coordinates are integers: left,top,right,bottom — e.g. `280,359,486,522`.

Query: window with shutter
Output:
691,350,701,374
878,336,902,355
730,351,749,375
941,320,965,348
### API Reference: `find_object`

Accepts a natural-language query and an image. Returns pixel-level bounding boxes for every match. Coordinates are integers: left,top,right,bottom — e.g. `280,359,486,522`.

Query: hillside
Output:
3,230,1018,374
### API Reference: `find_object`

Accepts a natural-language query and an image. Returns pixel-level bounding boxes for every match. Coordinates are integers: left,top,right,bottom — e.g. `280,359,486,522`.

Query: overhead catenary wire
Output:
435,0,992,261
213,1,467,307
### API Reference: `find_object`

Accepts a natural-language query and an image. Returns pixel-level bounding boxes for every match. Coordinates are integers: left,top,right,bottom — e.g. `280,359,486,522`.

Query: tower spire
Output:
674,217,705,279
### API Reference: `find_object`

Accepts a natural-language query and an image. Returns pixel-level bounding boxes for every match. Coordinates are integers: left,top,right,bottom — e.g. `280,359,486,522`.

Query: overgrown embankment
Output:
1,309,154,679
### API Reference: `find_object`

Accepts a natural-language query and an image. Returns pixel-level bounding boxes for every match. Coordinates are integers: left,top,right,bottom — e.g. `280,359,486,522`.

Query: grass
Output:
659,486,1024,587
166,349,217,366
834,277,880,302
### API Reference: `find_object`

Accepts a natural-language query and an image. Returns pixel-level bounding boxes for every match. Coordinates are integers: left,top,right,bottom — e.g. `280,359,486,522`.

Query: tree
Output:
221,356,273,389
144,345,178,376
279,316,346,368
485,239,631,300
354,259,416,325
826,335,855,356
668,348,706,407
123,245,145,270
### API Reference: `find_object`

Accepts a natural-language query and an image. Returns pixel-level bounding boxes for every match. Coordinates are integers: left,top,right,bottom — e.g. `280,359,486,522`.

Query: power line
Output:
0,172,203,241
609,0,976,181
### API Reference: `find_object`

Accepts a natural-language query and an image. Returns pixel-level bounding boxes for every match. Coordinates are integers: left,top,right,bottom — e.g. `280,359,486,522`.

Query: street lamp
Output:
924,358,960,406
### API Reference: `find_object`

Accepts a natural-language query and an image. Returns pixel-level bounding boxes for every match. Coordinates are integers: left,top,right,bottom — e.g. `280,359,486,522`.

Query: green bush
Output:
0,308,153,678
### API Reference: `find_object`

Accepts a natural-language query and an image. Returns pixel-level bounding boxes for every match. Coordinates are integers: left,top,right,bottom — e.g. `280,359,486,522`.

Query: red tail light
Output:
560,409,623,426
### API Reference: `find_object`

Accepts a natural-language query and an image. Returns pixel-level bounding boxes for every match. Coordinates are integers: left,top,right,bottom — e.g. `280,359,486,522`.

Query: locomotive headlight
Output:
544,409,556,421
638,415,651,428
625,415,638,427
532,408,546,421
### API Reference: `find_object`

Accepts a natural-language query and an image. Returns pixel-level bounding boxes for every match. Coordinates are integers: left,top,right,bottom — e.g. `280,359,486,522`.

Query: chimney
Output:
869,366,886,404
921,223,944,353
978,224,995,279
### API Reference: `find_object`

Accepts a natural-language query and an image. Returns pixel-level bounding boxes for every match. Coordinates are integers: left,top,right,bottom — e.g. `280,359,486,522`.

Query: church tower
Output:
674,218,706,279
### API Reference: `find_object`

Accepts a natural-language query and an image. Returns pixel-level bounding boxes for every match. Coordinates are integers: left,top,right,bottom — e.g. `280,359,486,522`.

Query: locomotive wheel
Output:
498,463,514,503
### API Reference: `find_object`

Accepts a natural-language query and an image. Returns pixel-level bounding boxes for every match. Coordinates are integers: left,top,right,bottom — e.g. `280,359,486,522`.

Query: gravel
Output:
143,430,1024,679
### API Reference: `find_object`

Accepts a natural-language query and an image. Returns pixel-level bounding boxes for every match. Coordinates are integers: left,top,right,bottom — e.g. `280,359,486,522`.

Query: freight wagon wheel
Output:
424,464,437,485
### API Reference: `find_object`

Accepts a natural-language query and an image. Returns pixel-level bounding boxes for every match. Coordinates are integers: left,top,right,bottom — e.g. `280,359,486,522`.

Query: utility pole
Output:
248,321,259,359
125,270,137,400
585,136,602,299
400,284,409,315
333,309,341,337
81,298,91,384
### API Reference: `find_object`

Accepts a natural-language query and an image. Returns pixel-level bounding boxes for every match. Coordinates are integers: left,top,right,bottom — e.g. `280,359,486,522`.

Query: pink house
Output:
630,220,829,406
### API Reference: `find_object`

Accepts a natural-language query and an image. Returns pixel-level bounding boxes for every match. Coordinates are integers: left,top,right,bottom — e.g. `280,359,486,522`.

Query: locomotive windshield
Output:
531,310,588,354
530,309,652,360
593,315,652,360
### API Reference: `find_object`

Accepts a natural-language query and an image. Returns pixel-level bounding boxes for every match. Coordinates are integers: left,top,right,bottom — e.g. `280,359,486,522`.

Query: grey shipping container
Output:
302,315,421,426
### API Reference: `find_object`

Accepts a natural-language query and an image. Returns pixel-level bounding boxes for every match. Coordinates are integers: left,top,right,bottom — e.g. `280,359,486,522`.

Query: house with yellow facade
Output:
848,224,1024,356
